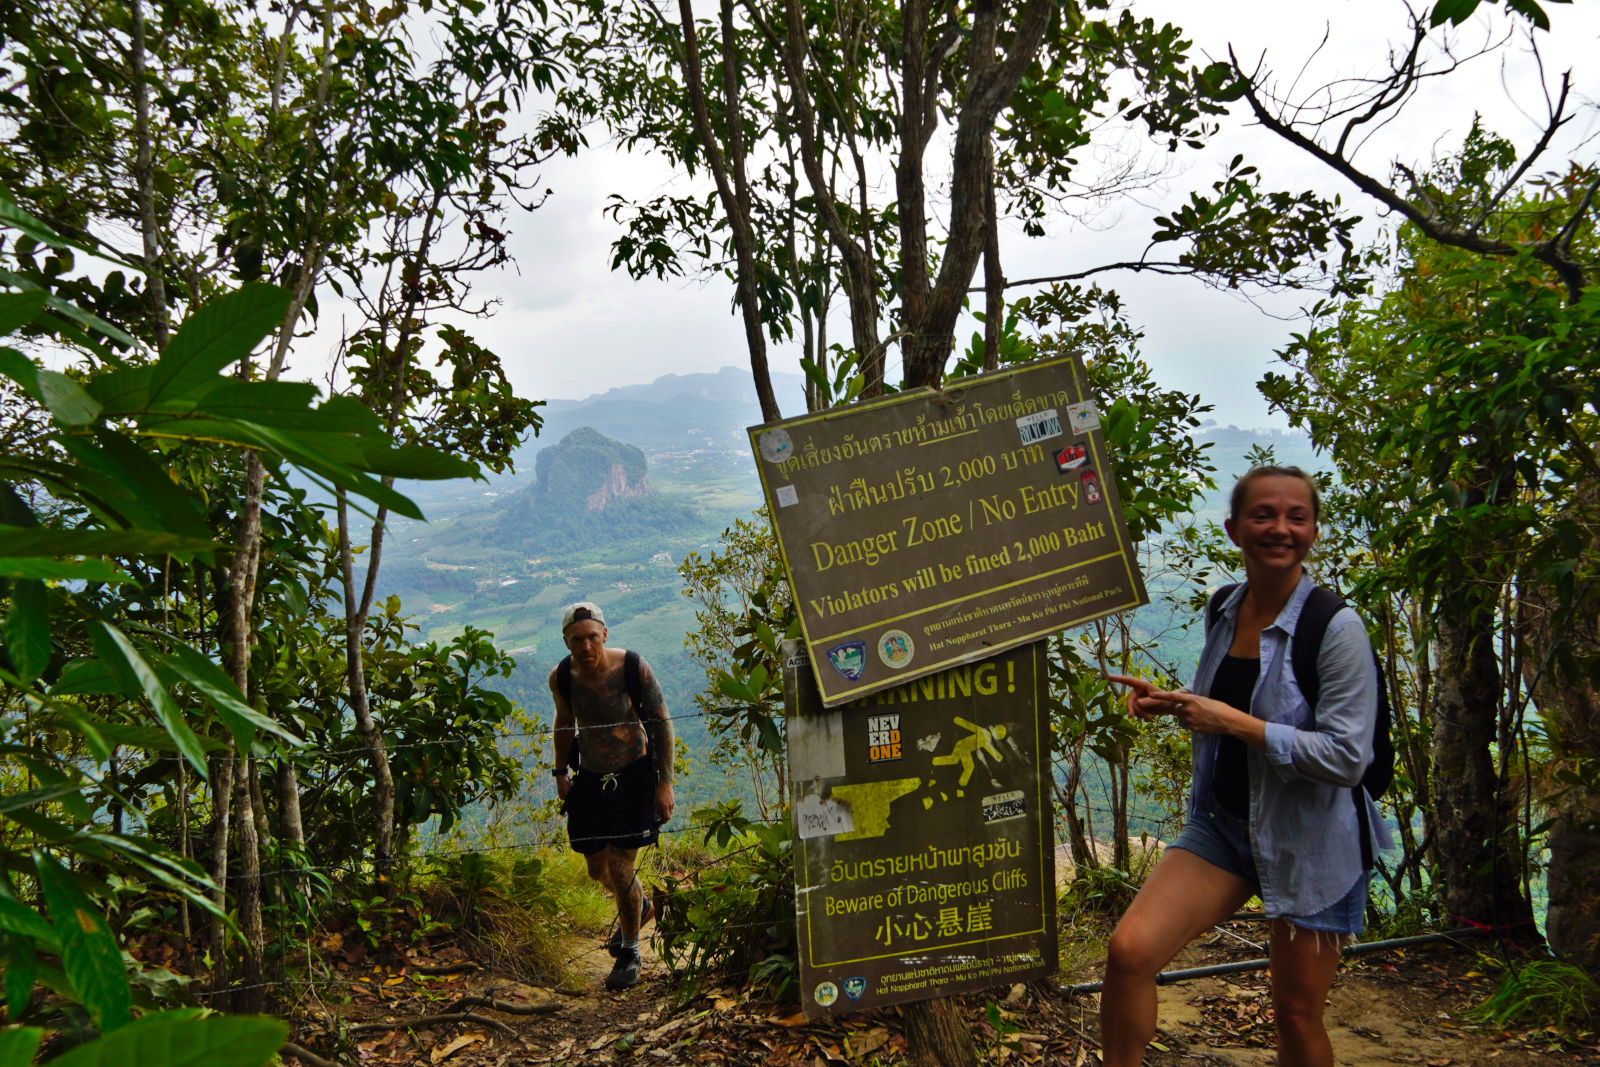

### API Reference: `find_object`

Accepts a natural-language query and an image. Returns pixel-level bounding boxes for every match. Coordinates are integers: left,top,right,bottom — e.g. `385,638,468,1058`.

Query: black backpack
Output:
555,649,645,773
1207,584,1394,867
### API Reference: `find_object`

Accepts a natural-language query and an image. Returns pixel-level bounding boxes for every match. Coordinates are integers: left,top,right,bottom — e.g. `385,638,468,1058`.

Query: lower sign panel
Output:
787,642,1057,1016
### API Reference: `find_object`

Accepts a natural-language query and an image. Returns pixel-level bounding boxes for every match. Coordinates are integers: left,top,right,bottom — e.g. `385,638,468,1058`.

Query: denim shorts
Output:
1172,798,1367,935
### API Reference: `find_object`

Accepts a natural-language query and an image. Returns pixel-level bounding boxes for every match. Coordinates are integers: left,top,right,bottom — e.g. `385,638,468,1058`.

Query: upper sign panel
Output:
750,356,1148,705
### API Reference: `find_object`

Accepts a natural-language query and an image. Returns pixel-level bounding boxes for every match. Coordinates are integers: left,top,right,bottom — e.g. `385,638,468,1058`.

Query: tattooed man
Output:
550,602,674,990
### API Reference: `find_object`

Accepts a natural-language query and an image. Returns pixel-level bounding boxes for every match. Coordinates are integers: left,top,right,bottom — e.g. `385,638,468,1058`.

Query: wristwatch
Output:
551,767,568,778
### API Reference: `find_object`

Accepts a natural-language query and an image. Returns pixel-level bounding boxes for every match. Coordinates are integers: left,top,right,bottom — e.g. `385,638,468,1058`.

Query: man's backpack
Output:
555,649,645,773
1207,584,1394,867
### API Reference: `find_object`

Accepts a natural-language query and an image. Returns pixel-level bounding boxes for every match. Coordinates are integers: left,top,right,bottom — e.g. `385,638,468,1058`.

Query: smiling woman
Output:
1102,465,1386,1067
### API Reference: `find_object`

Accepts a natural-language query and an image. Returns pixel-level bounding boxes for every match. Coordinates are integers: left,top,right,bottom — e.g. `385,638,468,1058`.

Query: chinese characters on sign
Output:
786,641,1056,1017
750,356,1147,706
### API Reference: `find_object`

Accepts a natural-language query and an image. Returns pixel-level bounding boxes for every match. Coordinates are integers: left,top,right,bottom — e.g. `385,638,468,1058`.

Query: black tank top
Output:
1209,654,1260,817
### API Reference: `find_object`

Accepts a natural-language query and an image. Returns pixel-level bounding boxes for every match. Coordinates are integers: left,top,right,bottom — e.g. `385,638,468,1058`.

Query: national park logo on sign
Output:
877,629,914,669
814,981,839,1007
827,640,868,681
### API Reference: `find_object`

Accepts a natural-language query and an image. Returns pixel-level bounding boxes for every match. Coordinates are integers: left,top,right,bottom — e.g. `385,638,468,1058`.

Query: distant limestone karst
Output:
533,426,652,512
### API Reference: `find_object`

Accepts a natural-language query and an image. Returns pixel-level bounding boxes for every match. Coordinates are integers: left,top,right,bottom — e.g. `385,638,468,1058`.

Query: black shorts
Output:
563,755,660,855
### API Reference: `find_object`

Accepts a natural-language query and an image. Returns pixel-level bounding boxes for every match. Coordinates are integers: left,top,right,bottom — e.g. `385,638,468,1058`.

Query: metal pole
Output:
1060,926,1494,997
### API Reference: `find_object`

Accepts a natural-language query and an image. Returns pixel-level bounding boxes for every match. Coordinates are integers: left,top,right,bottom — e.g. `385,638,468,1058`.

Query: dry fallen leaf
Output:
767,1010,808,1027
846,1027,890,1057
430,1031,484,1063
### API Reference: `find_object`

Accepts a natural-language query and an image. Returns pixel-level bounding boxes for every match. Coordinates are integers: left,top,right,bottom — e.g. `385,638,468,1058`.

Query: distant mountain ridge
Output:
524,366,808,460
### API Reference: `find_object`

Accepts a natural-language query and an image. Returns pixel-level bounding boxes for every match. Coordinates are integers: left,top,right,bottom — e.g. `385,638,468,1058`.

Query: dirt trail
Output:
301,924,1591,1066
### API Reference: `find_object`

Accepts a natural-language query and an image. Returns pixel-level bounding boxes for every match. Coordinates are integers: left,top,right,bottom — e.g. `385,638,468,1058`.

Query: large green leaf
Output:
0,1025,42,1067
0,896,56,943
148,284,290,405
130,417,428,518
39,368,104,426
309,394,385,432
0,781,83,816
45,1010,287,1067
0,557,128,583
0,291,48,337
187,379,321,424
0,347,43,398
2,934,39,1024
0,525,218,559
78,834,223,920
55,432,210,540
48,658,129,697
0,349,101,425
88,622,208,778
33,851,131,1033
156,643,302,749
2,577,50,681
85,365,156,414
356,442,479,481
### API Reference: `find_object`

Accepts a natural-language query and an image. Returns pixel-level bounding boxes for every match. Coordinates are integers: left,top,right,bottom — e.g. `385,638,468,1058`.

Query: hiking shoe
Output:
605,895,654,958
605,948,641,990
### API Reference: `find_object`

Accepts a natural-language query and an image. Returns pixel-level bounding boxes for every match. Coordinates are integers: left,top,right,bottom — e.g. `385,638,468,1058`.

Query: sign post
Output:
785,640,1056,1017
750,355,1147,706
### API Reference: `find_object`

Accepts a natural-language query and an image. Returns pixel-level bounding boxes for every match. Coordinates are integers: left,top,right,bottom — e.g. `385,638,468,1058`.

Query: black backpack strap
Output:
1289,586,1344,712
555,655,575,771
624,649,643,715
1290,586,1385,870
1206,583,1239,637
556,655,573,703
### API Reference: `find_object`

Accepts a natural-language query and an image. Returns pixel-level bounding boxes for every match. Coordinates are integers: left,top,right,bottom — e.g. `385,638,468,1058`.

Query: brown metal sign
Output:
785,640,1056,1017
751,356,1147,706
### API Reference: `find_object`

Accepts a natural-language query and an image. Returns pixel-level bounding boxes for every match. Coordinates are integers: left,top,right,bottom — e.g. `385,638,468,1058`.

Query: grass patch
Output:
415,847,614,987
1467,955,1599,1035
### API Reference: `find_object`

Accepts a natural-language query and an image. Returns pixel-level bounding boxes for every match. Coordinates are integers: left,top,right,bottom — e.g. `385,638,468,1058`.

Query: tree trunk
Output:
207,753,234,1001
981,137,1003,373
279,760,306,898
902,998,979,1067
674,0,781,421
1430,599,1538,940
232,751,266,1011
337,492,396,883
129,0,169,348
1516,559,1600,973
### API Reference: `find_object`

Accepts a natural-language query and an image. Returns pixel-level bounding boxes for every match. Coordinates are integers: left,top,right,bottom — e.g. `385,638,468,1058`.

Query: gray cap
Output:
561,601,606,633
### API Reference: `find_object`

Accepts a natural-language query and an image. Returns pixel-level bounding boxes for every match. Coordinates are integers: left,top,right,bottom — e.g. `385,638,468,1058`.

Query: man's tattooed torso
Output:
569,655,672,781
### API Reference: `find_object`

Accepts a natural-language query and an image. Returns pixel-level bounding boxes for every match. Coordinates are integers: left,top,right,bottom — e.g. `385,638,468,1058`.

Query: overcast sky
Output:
308,0,1599,430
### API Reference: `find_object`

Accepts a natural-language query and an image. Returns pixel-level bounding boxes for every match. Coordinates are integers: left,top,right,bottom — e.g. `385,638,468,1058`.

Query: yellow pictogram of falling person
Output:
931,716,1007,796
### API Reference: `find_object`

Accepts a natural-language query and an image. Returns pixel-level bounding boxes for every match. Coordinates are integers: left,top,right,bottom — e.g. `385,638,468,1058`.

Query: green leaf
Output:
33,851,131,1032
0,291,48,337
0,782,84,816
157,644,302,749
355,442,478,481
2,578,51,681
148,284,291,405
0,896,57,943
188,379,321,424
0,557,129,583
39,370,104,426
716,672,757,703
0,525,218,559
88,622,208,778
45,1009,288,1067
0,1025,42,1067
